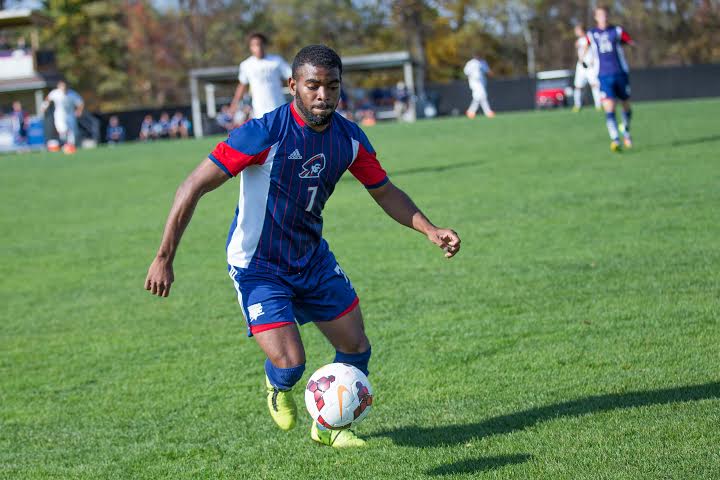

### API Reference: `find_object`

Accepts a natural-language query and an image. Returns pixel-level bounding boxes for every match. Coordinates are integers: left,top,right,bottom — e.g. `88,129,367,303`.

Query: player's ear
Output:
288,76,296,95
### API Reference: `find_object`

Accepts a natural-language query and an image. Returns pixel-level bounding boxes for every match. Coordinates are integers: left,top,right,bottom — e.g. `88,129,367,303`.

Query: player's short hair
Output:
595,5,609,13
574,22,584,29
247,32,268,45
292,44,343,79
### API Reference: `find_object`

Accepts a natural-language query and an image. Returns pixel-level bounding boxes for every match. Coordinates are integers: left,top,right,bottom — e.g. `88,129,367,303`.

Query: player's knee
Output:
268,350,306,369
265,358,305,390
336,333,370,355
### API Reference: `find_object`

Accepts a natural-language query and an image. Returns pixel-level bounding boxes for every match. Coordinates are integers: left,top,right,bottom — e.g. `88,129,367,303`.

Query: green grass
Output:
1,98,719,479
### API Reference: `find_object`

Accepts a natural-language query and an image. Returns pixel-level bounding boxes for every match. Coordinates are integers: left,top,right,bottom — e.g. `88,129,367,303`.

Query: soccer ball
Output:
304,363,373,430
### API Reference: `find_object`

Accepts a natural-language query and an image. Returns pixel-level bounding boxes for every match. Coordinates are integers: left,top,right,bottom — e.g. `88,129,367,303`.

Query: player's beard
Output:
295,92,335,127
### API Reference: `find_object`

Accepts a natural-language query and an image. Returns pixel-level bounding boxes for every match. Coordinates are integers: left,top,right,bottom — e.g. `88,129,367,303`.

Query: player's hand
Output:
427,228,461,258
145,256,174,297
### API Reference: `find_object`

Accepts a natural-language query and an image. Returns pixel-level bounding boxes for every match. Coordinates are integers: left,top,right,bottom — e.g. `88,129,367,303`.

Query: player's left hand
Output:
427,228,461,258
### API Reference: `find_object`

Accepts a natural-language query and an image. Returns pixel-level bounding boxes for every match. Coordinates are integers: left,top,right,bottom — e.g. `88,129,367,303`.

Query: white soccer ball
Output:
304,363,373,430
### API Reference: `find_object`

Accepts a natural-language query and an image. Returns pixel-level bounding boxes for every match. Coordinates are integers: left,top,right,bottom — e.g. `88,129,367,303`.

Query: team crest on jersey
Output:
299,153,326,178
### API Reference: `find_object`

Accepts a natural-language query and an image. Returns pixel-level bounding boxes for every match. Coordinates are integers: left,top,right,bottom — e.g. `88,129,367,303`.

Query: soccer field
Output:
2,98,719,479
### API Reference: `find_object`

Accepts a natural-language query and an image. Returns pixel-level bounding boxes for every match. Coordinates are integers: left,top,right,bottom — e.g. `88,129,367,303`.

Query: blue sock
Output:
621,109,632,134
264,359,305,390
334,347,372,376
605,111,619,141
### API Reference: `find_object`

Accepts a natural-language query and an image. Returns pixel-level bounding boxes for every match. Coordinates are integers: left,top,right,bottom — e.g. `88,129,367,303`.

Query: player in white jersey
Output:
229,33,292,121
463,53,495,119
43,80,84,154
572,24,601,112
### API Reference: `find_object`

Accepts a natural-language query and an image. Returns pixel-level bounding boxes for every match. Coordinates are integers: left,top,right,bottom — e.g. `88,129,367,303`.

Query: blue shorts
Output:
599,73,631,101
228,250,358,336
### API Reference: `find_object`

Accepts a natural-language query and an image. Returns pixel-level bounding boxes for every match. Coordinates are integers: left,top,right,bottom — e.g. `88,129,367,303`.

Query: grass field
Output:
2,98,719,479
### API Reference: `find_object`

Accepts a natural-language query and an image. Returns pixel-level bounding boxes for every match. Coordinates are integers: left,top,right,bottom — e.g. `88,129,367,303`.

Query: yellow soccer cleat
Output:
311,422,366,448
610,140,622,152
572,106,580,113
266,376,297,431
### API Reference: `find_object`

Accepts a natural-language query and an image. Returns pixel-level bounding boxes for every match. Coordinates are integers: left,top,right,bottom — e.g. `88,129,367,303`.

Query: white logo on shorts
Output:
248,303,265,322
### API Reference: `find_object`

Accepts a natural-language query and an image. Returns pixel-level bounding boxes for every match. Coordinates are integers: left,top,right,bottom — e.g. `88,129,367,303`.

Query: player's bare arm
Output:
229,83,248,116
145,159,230,297
368,180,461,258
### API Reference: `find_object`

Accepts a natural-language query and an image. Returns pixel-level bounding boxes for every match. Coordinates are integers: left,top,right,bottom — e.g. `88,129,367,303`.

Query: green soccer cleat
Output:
311,422,366,448
265,376,297,431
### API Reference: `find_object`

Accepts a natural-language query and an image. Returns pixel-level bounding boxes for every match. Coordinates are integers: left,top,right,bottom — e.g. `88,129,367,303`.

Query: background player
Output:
43,80,84,154
463,52,495,119
228,33,292,122
572,23,601,112
584,6,635,151
145,45,461,448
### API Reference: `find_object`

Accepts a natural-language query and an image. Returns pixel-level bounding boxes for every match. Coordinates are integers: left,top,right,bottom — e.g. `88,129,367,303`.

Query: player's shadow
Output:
425,454,532,476
340,160,483,183
645,134,720,151
374,381,720,448
388,160,483,178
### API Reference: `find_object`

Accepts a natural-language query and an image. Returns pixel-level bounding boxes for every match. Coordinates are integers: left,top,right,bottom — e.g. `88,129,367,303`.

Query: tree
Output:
42,0,130,110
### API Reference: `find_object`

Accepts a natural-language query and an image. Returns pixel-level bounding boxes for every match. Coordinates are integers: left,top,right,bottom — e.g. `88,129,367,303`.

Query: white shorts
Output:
53,113,68,134
469,82,488,100
574,65,598,89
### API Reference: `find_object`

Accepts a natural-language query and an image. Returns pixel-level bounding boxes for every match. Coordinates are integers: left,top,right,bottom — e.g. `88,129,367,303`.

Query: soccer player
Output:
44,80,84,154
463,52,495,119
10,101,27,146
229,33,292,121
145,45,461,448
105,115,126,145
572,23,601,112
139,114,155,141
584,6,635,151
154,112,171,139
169,112,191,138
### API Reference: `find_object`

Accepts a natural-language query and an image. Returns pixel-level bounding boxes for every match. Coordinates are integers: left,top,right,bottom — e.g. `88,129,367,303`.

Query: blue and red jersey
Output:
209,102,388,274
586,25,633,77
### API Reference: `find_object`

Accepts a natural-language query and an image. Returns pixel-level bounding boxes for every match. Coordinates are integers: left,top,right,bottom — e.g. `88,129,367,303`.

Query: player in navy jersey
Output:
583,6,636,152
145,45,461,448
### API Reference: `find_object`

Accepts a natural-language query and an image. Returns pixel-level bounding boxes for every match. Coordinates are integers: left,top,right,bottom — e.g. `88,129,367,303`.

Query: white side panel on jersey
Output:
587,35,601,78
227,142,279,268
349,138,360,166
615,28,630,74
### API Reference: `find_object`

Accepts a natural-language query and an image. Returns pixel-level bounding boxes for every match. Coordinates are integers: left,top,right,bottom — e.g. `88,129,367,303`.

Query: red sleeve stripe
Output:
620,30,632,43
210,141,270,176
348,143,388,188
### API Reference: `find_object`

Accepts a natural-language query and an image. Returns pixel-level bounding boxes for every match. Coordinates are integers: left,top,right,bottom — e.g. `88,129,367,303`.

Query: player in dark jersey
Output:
145,45,461,448
584,5,636,152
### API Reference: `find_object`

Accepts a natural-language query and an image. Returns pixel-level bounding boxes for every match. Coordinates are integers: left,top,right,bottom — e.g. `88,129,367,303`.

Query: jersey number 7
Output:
306,186,318,212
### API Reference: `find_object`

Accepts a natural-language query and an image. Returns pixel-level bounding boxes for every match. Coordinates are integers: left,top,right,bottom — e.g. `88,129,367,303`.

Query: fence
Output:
429,63,720,115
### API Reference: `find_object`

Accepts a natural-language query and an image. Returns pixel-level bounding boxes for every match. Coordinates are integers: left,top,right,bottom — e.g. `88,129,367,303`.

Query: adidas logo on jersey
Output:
288,149,303,160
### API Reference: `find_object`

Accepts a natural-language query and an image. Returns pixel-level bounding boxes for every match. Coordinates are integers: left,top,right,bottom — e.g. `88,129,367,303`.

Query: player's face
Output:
574,25,584,37
595,8,608,28
290,64,341,129
249,37,265,58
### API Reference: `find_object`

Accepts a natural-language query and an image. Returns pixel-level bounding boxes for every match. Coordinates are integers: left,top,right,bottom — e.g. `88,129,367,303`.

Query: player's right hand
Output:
145,257,174,297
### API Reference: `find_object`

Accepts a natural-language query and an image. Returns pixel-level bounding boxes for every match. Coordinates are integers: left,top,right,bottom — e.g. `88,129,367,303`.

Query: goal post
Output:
189,51,416,138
